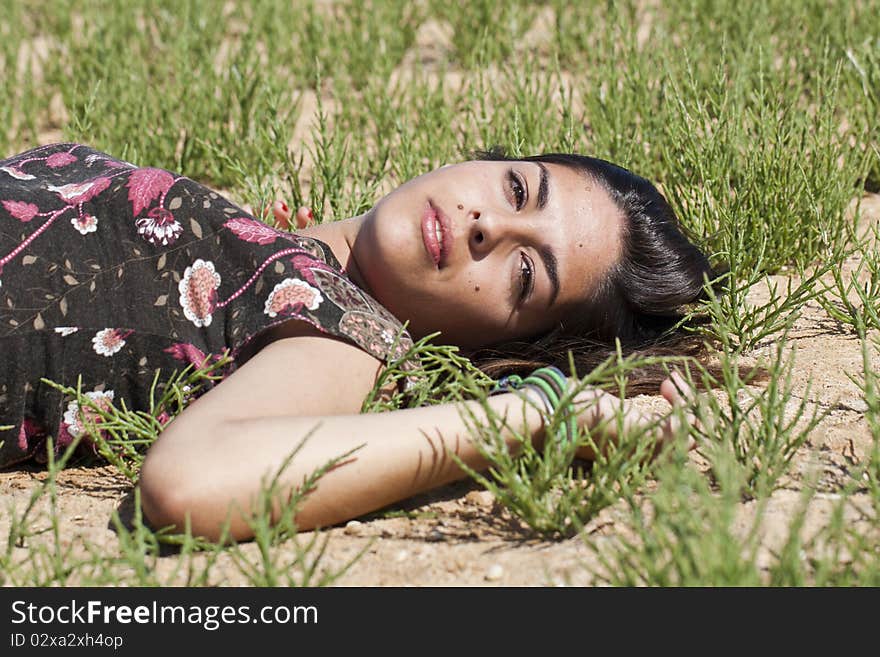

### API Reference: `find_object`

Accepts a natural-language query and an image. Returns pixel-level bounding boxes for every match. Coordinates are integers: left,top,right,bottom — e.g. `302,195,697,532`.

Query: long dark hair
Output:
469,149,718,394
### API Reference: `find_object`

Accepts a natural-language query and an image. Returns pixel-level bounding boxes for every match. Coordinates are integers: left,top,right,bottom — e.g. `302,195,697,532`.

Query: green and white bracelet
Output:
492,366,577,446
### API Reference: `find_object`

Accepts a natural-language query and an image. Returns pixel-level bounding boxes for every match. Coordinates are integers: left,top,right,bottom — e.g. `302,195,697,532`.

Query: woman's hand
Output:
242,200,314,230
569,371,697,460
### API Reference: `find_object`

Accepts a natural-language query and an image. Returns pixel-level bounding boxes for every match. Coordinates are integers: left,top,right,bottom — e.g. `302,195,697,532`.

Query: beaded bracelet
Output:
492,366,577,446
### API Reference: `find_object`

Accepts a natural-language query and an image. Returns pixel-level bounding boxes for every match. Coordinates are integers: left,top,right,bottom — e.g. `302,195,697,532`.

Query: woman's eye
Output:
518,252,534,301
508,170,526,210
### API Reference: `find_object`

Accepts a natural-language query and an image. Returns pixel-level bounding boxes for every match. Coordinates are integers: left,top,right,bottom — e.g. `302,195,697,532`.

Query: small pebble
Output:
485,564,504,581
426,528,445,542
343,520,363,536
464,490,494,506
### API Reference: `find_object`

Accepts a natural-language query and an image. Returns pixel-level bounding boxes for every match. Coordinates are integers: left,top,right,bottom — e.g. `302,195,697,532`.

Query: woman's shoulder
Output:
256,229,415,366
1,142,133,168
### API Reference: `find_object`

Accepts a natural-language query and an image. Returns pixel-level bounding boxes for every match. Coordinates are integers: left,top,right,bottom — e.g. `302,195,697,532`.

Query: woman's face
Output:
353,160,624,349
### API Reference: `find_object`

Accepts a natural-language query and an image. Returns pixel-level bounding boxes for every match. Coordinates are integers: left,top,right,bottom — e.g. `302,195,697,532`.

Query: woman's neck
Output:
295,214,373,296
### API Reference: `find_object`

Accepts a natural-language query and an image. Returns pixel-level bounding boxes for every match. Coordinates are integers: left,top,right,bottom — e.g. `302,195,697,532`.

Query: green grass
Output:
2,0,880,586
452,349,694,538
692,332,827,499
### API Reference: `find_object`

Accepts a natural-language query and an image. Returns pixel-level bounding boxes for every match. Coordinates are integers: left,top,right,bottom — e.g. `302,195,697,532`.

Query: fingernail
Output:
306,208,313,220
280,201,289,212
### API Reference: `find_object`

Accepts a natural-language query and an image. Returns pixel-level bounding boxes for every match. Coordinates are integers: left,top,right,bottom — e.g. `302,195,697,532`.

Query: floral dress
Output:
0,143,413,468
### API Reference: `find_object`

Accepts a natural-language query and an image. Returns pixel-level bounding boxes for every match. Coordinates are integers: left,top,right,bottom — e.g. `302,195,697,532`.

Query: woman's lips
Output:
421,200,452,267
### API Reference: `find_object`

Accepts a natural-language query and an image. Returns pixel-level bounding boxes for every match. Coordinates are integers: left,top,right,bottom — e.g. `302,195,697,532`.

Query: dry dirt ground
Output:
2,16,879,586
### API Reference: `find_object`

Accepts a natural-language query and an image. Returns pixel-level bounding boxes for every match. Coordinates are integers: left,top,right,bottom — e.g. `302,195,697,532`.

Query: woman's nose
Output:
468,208,521,255
467,209,492,253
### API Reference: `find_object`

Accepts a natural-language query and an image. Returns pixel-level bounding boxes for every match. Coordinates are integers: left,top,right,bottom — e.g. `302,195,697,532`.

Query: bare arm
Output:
142,388,546,540
139,328,690,541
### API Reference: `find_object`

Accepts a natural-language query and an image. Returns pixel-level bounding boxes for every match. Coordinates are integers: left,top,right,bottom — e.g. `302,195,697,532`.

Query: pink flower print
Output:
164,342,210,368
46,152,77,168
71,213,98,235
48,177,111,205
264,278,323,318
393,332,415,358
289,253,338,287
179,259,221,327
338,310,411,360
127,168,175,216
1,200,40,222
54,326,79,336
136,207,183,246
61,389,115,441
0,166,35,180
17,418,46,451
92,328,128,357
224,216,281,245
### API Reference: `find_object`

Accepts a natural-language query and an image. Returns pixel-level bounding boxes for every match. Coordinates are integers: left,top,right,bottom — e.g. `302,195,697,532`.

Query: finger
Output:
666,404,701,455
271,200,292,229
664,409,697,449
294,206,314,229
650,410,698,461
673,369,699,401
660,376,683,407
663,370,697,405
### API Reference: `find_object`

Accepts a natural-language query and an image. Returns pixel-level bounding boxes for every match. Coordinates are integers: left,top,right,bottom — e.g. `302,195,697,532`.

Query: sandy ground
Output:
2,15,879,586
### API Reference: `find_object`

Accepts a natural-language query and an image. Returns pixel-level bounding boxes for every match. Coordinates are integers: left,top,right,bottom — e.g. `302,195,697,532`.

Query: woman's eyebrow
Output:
538,244,560,307
531,162,558,305
535,162,550,210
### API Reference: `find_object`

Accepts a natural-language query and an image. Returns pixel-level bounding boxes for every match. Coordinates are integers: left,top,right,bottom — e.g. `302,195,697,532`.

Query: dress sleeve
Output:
212,219,417,370
260,244,417,366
